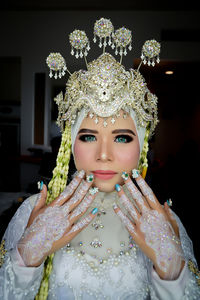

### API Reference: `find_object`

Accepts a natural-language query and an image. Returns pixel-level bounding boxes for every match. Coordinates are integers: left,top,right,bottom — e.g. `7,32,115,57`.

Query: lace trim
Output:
0,253,43,298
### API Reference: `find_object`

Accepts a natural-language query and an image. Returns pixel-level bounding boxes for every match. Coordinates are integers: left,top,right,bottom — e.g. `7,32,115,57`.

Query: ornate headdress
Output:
36,18,161,300
46,17,160,137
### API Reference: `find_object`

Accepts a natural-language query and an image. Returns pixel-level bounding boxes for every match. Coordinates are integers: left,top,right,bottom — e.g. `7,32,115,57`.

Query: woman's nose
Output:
96,140,113,162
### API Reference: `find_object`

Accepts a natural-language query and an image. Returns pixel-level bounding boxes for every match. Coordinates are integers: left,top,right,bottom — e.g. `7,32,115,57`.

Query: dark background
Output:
0,1,200,265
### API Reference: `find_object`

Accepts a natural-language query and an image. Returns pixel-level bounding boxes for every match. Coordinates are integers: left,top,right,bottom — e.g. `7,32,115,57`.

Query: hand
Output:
17,170,98,267
113,171,185,280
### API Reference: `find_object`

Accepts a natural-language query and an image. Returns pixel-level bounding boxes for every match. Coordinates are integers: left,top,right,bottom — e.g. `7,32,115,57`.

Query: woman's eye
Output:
79,135,96,142
115,135,133,143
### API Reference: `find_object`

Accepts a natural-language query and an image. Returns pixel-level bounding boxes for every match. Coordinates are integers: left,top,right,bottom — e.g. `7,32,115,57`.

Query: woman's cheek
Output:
74,143,92,168
116,147,140,168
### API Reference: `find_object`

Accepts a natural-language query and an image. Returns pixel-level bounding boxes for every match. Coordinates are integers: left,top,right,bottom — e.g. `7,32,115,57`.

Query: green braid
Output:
35,123,72,300
138,124,150,179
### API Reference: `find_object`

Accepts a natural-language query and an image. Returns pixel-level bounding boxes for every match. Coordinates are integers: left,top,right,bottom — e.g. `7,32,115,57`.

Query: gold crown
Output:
46,18,161,137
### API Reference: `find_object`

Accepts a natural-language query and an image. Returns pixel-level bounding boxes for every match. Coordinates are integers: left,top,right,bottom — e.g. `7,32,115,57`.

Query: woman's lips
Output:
92,171,117,180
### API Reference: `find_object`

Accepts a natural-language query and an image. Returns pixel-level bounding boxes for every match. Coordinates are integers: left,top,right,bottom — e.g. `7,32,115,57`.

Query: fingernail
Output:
113,203,118,209
132,169,139,179
167,198,172,207
40,181,44,191
115,184,121,192
91,207,98,215
89,187,99,195
121,171,129,181
86,173,94,183
37,181,43,191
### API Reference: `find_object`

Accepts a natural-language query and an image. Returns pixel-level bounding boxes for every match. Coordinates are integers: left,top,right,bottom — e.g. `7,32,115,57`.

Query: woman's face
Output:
74,110,140,192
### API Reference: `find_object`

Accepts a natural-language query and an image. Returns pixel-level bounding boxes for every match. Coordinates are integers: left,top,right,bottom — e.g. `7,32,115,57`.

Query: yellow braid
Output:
35,123,72,300
138,125,150,179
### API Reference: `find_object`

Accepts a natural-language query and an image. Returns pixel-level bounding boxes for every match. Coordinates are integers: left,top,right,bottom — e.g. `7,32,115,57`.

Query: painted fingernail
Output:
121,171,129,181
115,184,121,192
113,203,118,209
37,181,43,191
167,198,172,207
91,207,98,215
86,173,94,183
132,169,139,178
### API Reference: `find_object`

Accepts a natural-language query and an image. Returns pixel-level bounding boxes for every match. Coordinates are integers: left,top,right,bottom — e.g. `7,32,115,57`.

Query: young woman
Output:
0,18,199,300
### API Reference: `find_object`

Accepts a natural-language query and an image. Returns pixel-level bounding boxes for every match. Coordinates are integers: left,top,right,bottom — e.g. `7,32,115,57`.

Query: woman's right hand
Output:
17,170,98,267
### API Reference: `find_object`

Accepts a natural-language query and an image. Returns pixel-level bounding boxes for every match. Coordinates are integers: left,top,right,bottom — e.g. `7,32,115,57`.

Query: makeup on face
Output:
73,110,140,192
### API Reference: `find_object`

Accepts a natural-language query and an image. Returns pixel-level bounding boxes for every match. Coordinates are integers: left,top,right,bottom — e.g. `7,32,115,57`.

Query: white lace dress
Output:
0,187,199,300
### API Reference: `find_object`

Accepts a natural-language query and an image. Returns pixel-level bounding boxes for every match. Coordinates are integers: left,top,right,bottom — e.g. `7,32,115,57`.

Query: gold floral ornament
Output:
93,18,114,50
188,260,200,286
141,39,161,67
0,239,7,268
112,27,132,58
46,53,68,79
69,30,90,59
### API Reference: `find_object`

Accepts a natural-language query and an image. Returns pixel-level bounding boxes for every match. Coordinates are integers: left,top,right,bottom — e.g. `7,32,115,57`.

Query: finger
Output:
64,208,98,240
68,187,98,224
27,184,47,227
164,202,179,237
121,172,150,213
61,178,97,216
134,173,162,212
113,203,137,238
51,170,85,207
115,184,141,223
33,183,47,211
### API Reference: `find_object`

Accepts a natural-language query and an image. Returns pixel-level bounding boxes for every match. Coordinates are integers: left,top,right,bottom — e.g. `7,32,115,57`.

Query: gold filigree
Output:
46,17,160,138
0,239,7,268
188,260,200,286
62,53,158,136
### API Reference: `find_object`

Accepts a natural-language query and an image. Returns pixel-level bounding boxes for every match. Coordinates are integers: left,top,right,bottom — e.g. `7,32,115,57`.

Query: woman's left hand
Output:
113,171,185,280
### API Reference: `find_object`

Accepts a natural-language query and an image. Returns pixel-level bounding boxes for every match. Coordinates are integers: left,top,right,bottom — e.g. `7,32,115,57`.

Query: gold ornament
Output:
188,260,200,286
0,239,7,268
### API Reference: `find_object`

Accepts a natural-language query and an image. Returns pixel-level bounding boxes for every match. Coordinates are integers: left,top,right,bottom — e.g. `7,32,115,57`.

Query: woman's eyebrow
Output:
78,128,98,134
78,128,136,136
112,129,136,136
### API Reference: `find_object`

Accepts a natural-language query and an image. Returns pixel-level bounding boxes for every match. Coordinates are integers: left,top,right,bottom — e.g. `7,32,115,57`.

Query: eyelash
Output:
79,134,133,143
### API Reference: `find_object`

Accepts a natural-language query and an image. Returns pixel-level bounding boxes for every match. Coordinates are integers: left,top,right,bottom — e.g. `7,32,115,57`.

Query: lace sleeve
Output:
174,212,200,299
0,194,44,300
151,211,200,299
